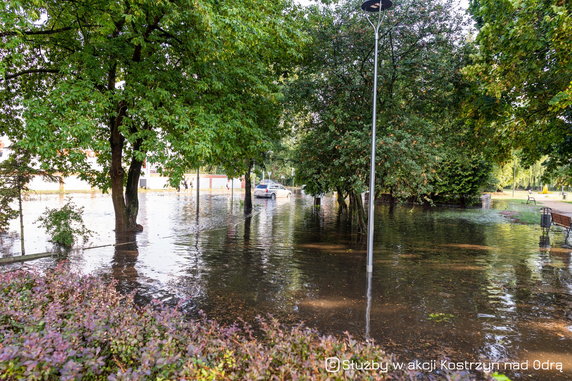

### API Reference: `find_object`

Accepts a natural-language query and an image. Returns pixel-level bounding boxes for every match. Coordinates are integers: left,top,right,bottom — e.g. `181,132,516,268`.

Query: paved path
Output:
538,200,572,217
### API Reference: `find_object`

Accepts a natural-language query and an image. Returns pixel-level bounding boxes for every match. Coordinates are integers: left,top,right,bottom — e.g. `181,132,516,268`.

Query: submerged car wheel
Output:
271,193,276,200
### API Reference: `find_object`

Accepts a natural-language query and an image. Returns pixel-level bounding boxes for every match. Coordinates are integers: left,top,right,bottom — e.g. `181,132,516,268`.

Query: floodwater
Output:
2,192,572,380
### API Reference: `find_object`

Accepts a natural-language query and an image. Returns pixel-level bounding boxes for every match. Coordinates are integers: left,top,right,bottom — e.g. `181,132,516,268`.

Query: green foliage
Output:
36,201,93,248
0,150,30,232
431,155,493,205
0,173,19,232
491,372,512,381
489,154,547,191
288,0,470,204
1,0,307,230
464,0,571,181
0,146,56,232
543,163,572,187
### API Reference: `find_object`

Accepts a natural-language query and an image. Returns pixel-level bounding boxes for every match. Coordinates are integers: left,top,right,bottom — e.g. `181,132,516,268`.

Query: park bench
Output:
550,212,572,243
526,190,536,205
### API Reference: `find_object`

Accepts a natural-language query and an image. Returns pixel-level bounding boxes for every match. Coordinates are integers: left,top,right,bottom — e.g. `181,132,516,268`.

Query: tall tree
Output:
0,146,58,254
287,0,469,229
201,91,290,215
1,0,305,232
464,0,571,177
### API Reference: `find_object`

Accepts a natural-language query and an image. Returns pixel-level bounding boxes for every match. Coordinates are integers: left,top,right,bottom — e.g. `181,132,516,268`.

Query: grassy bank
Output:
494,199,541,225
0,265,487,380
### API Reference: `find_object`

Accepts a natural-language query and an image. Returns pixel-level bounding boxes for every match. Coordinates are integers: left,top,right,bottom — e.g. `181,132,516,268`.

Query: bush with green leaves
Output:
36,200,93,248
431,156,493,206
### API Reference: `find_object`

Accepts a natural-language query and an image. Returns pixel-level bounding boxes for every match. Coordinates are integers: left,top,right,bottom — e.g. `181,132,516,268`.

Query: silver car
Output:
254,183,292,199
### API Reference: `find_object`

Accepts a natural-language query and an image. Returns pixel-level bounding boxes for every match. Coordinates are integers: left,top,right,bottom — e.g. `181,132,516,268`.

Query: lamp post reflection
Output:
365,270,373,339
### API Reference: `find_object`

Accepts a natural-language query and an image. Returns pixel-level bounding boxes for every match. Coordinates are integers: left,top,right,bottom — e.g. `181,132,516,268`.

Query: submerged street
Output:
2,192,571,379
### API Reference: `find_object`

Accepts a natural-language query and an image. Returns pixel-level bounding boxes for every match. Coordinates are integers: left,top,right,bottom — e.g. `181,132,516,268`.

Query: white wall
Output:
61,175,93,191
28,175,95,192
28,176,61,192
139,174,243,190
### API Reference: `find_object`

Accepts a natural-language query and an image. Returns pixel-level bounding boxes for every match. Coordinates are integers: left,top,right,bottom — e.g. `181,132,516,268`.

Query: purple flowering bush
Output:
0,265,480,380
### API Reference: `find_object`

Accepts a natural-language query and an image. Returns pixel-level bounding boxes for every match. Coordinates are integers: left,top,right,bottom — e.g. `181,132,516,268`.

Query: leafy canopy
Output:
464,0,571,177
288,0,471,200
0,0,307,187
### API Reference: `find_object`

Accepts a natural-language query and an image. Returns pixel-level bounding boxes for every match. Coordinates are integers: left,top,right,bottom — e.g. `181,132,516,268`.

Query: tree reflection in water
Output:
2,193,571,379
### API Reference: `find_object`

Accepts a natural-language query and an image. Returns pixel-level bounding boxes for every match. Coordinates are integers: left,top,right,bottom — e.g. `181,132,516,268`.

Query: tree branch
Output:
1,68,60,81
0,25,98,38
156,27,182,44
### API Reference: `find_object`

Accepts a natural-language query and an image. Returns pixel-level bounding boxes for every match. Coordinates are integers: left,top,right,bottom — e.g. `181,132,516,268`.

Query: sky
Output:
294,0,470,11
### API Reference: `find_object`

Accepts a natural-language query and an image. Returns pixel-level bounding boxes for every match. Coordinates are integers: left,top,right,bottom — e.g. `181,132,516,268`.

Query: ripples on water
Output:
1,192,571,379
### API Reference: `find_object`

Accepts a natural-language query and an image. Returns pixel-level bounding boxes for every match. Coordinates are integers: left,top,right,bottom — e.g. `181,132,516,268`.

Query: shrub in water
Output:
36,200,93,248
0,265,484,380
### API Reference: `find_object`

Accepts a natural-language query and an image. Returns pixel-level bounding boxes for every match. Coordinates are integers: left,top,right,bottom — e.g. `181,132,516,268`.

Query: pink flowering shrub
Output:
0,265,480,380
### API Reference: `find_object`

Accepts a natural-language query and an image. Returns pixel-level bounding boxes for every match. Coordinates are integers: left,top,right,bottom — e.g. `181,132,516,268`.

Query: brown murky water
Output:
2,192,572,380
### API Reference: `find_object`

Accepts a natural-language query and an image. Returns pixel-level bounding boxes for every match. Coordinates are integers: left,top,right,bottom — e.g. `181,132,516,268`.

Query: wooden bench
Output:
550,212,571,242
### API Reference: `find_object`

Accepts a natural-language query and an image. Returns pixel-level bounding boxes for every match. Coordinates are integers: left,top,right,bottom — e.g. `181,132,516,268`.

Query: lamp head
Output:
361,0,393,12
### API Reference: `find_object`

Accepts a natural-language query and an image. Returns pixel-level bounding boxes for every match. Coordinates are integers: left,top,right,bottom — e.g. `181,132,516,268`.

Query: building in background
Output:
1,136,241,192
0,136,9,163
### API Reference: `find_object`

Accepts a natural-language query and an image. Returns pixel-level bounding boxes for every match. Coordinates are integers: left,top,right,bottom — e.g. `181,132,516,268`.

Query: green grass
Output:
496,200,541,225
498,199,533,205
513,209,540,224
435,208,506,224
496,198,529,203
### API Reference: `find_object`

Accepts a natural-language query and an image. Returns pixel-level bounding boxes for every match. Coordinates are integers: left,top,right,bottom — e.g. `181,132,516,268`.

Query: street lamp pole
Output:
362,0,392,273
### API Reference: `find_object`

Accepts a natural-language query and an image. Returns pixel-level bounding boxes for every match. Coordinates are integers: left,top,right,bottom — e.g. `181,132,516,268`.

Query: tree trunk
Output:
244,216,252,242
112,231,139,293
388,187,396,204
349,190,366,233
110,118,128,233
125,139,144,232
244,161,253,215
108,100,143,233
336,186,347,212
107,63,139,234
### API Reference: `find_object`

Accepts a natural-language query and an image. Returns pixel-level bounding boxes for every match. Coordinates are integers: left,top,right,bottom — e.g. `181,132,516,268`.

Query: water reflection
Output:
111,233,140,295
365,271,372,339
540,231,551,249
1,192,572,379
